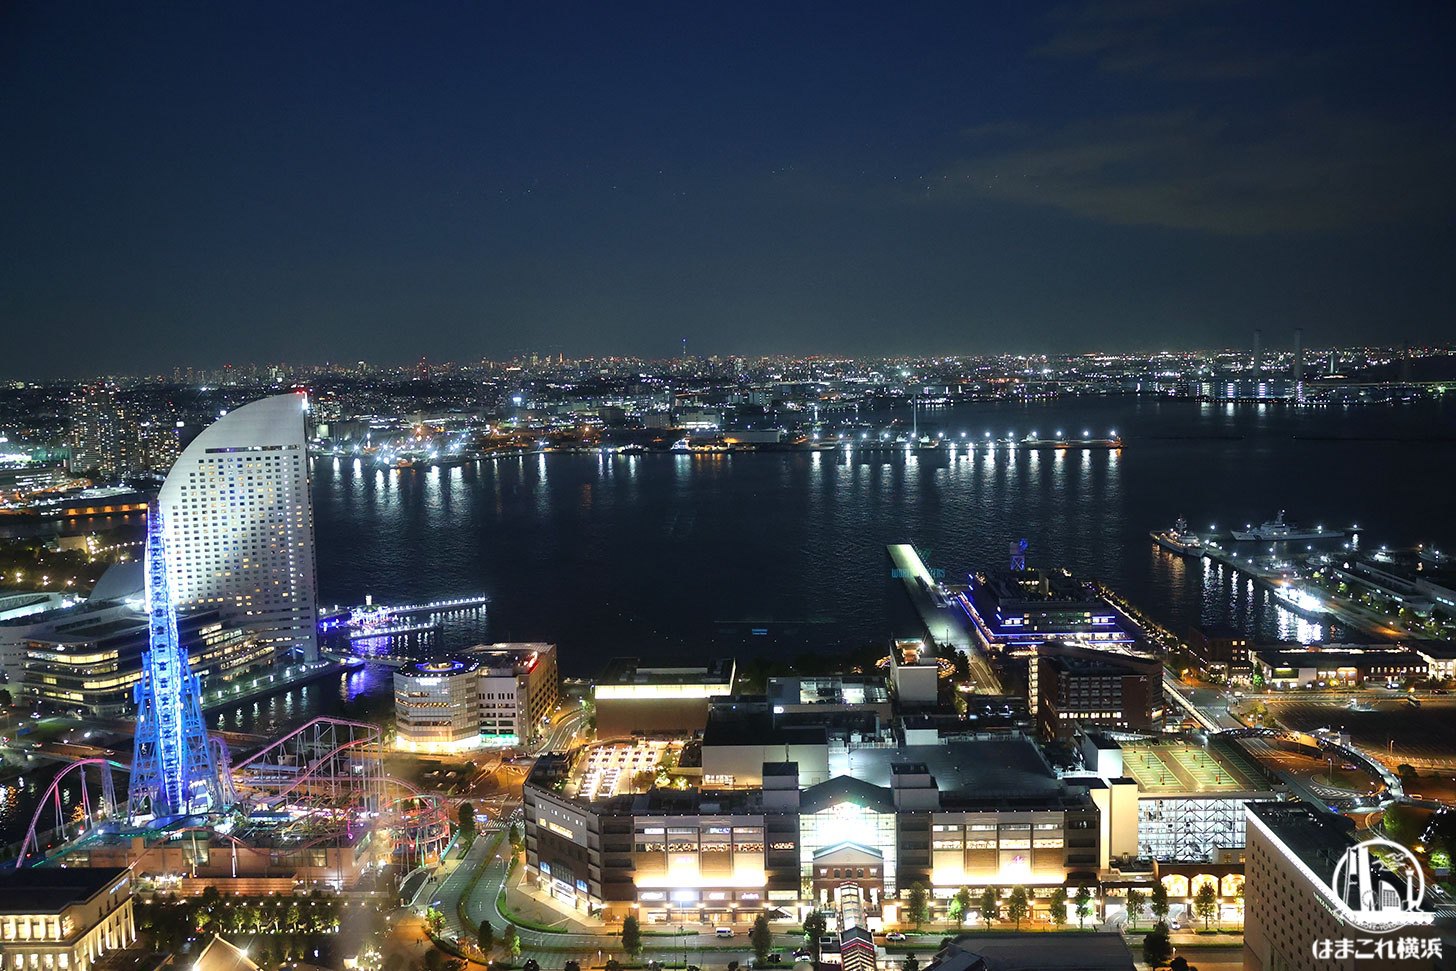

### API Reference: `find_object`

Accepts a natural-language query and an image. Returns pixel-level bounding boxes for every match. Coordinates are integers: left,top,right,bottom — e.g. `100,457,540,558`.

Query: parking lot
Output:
1264,696,1456,769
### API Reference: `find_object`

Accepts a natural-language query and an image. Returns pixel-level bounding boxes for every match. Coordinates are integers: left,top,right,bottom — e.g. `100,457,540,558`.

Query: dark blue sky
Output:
3,1,1454,376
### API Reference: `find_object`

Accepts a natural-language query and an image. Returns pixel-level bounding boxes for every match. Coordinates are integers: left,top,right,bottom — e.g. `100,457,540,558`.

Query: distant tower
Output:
1251,329,1262,376
681,337,688,360
1401,342,1413,383
128,502,225,819
1009,539,1028,571
1292,328,1304,402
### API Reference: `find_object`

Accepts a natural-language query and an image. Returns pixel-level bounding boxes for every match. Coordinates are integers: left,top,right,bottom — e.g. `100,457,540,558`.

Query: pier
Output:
1184,541,1404,641
886,543,1001,692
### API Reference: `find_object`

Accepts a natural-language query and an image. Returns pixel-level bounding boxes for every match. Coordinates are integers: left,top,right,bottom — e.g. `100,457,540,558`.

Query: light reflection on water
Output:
311,399,1453,677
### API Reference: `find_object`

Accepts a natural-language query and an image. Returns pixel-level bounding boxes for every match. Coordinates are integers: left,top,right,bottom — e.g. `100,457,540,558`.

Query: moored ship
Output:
1150,517,1204,556
1231,510,1343,542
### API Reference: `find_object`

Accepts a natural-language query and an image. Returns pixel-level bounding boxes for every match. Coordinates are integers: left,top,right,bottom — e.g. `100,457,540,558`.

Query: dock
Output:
887,544,1002,692
1191,541,1403,641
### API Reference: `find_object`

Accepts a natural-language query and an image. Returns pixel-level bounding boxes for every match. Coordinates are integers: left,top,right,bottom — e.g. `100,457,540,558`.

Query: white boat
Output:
1269,583,1328,617
1231,510,1343,542
1150,517,1204,556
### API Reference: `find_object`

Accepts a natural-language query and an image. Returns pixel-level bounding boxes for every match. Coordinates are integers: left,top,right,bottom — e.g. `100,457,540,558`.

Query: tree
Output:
952,887,972,928
1383,806,1416,843
424,951,442,971
502,925,519,961
1049,887,1068,928
1006,887,1028,931
1125,889,1145,931
510,937,522,961
509,822,525,854
1150,882,1170,925
906,882,930,928
802,910,827,954
1073,887,1093,929
621,916,642,956
1194,883,1218,931
1169,957,1197,971
904,956,919,971
1142,923,1173,968
478,918,494,953
751,913,773,965
458,802,476,838
564,963,580,971
979,887,1000,926
605,961,622,971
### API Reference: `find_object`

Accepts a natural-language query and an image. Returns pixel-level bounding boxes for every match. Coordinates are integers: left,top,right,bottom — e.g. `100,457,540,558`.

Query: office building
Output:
0,867,136,971
1185,625,1250,680
22,603,271,716
394,658,484,753
0,465,81,502
1244,801,1438,971
157,392,319,661
1031,640,1163,740
393,643,559,753
468,642,559,746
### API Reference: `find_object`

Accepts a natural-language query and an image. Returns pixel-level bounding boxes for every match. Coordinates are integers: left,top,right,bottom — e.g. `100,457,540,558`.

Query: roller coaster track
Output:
15,759,125,869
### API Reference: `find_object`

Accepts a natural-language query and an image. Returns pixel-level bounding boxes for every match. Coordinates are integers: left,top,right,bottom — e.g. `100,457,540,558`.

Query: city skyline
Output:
4,4,1456,967
5,2,1456,378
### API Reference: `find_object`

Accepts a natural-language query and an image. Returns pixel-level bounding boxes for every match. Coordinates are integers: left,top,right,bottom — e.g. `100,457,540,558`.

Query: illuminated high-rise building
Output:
157,392,319,662
68,385,131,479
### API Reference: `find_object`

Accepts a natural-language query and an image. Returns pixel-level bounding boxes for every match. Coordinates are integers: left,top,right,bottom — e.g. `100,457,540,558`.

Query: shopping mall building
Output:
523,733,1132,925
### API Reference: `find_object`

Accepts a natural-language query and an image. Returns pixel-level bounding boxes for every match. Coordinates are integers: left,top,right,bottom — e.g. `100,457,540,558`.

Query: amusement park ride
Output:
14,501,451,883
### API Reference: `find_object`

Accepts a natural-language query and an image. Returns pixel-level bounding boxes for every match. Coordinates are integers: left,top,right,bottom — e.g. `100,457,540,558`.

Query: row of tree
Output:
134,887,356,951
619,914,775,963
904,882,1093,930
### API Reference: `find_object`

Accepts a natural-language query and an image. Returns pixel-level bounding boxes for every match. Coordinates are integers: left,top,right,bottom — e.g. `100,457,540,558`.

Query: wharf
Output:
886,543,1001,692
1196,542,1401,641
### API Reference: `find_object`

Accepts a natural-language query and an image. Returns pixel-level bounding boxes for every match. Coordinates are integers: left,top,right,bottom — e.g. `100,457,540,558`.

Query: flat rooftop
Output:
597,656,736,686
931,934,1135,971
1120,738,1267,796
1247,801,1359,885
827,736,1064,800
0,867,130,914
1253,644,1421,666
767,675,889,707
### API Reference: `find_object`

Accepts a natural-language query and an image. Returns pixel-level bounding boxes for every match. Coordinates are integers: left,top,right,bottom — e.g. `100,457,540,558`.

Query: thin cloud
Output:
928,108,1456,235
1037,0,1297,81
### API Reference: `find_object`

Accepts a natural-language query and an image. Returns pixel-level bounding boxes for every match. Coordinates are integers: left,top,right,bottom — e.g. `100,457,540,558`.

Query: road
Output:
1162,676,1243,732
535,704,592,755
436,835,812,966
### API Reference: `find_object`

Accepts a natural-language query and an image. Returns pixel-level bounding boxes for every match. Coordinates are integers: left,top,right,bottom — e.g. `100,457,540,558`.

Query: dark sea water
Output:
311,398,1456,678
4,397,1455,845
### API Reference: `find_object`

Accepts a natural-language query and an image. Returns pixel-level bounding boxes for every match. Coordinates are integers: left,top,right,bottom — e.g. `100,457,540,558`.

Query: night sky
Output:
4,2,1455,376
